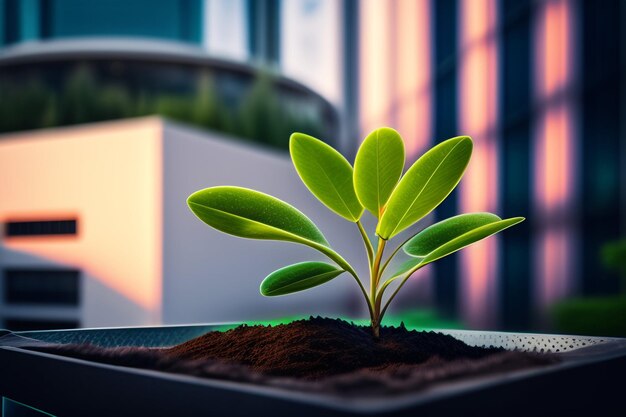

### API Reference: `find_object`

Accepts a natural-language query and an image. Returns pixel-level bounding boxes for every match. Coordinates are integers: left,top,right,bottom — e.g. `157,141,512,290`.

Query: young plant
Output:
187,128,524,337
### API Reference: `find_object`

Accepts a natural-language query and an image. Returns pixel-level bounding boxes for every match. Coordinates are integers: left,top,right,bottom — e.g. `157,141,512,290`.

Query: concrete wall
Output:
162,121,372,324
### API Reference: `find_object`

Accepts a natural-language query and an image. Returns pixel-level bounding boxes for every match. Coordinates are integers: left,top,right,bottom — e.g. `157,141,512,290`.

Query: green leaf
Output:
187,186,358,276
405,213,525,266
404,213,501,256
354,127,405,218
187,186,329,247
260,261,345,296
290,132,363,222
377,136,473,239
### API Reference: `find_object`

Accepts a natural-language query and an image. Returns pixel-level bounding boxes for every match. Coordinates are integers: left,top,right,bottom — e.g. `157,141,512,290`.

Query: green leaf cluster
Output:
187,127,524,337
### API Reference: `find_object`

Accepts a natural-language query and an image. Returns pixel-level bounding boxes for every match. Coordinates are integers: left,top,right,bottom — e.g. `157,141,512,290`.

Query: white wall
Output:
162,121,373,324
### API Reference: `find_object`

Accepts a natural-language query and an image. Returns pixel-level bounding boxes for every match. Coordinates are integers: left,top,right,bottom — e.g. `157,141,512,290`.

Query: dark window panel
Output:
4,269,80,306
246,0,280,64
580,0,623,295
433,0,459,319
179,0,202,43
40,0,53,39
4,318,79,331
499,0,532,331
3,0,19,44
266,0,280,63
5,219,77,237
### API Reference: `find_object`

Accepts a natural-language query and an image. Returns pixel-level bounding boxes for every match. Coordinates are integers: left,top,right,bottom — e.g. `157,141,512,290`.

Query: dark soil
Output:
30,317,558,395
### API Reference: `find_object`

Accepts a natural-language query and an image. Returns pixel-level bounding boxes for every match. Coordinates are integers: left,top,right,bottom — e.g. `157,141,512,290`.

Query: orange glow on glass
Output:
534,0,576,308
539,1,571,99
395,0,432,160
359,0,432,158
535,229,571,309
535,105,573,210
359,0,391,137
458,0,499,328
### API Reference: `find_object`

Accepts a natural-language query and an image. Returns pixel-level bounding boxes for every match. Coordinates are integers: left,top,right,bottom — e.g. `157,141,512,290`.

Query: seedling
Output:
188,128,524,337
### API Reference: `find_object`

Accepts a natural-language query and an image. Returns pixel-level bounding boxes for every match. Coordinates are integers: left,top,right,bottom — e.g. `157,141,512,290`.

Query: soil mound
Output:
166,316,504,378
30,317,557,395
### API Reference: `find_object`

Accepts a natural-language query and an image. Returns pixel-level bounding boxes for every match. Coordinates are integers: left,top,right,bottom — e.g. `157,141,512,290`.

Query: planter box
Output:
1,324,625,417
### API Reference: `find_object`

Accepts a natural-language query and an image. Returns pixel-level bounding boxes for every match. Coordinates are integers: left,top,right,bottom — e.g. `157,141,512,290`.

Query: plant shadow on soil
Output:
29,317,558,396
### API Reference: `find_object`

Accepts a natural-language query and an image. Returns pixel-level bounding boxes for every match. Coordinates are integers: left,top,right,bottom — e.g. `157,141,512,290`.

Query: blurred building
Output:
0,0,340,102
0,118,367,330
356,0,625,331
0,0,624,331
0,38,339,148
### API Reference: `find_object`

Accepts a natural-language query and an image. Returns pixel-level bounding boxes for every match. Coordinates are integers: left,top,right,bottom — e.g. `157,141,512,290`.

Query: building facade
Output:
0,0,624,331
356,0,625,330
0,118,369,330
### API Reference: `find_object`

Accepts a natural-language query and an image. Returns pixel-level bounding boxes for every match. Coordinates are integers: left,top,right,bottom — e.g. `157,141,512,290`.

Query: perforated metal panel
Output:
0,324,619,354
439,329,611,353
8,324,218,348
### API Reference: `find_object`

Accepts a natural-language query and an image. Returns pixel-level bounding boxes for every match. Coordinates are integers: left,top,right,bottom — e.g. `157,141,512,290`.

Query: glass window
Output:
4,269,80,306
5,220,77,237
45,0,202,43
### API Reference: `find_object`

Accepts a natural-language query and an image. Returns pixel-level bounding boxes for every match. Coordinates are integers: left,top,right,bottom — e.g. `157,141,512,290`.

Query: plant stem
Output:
356,220,375,267
378,227,425,278
370,238,386,300
370,237,386,338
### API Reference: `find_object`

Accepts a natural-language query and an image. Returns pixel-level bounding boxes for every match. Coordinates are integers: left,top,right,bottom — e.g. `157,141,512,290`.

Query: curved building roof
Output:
0,38,331,105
